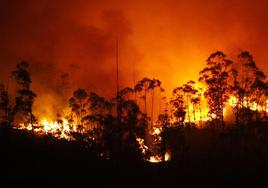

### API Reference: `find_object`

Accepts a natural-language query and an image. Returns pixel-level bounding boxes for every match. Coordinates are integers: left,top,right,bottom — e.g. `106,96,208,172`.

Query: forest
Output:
1,50,268,187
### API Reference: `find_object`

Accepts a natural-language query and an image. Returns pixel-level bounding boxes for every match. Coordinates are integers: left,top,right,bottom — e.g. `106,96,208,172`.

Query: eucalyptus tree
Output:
180,80,198,123
233,51,267,123
69,88,89,130
199,51,233,125
0,85,14,128
170,87,186,126
12,61,37,131
134,78,163,130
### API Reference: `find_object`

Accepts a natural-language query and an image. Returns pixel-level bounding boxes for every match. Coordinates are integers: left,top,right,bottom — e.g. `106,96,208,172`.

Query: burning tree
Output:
135,78,163,146
229,51,267,124
180,81,198,123
199,51,233,126
12,61,37,131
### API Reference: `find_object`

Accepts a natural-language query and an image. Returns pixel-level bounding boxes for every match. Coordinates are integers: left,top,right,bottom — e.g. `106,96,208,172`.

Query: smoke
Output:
1,0,268,118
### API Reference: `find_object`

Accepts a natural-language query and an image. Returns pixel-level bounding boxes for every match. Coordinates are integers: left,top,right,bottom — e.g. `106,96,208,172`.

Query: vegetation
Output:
1,51,268,186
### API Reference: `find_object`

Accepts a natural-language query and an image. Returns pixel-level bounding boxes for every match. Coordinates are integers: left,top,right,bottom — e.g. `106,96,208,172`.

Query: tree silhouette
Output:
157,113,170,160
229,68,244,124
199,51,233,126
135,78,163,146
0,85,14,128
149,79,164,131
82,92,114,156
116,87,147,157
231,51,267,124
12,61,37,131
251,70,266,121
191,92,201,122
170,87,186,126
180,80,198,123
69,88,88,131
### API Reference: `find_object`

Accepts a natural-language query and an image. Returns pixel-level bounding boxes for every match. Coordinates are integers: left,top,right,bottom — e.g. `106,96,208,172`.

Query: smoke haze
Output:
1,0,268,117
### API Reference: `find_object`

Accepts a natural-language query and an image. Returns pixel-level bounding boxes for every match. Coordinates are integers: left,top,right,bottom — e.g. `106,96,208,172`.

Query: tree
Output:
251,70,266,121
231,51,267,124
83,92,114,156
180,81,198,123
69,88,88,130
116,88,147,157
82,89,146,159
191,92,201,123
0,85,14,128
157,113,170,160
149,79,164,130
229,68,244,124
12,61,37,131
199,51,233,126
170,87,186,126
134,78,163,142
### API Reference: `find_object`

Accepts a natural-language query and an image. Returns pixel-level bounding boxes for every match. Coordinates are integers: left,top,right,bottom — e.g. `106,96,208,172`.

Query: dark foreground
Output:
1,125,268,188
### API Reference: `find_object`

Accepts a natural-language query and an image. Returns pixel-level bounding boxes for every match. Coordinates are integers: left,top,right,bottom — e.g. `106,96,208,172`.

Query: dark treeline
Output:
1,50,268,187
1,50,268,159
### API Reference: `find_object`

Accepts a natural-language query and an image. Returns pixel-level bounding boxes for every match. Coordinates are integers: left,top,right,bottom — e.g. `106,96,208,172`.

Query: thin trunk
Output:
30,111,34,133
159,98,162,116
144,90,147,115
133,61,136,101
199,105,202,122
220,90,224,126
187,96,190,123
193,104,196,122
151,90,154,129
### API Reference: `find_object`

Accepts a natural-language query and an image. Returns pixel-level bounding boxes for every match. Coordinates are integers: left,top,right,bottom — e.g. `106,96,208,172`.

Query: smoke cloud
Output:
1,0,268,117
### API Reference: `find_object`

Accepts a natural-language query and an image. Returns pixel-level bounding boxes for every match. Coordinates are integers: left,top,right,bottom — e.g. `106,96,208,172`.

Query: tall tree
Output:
69,88,88,130
180,80,198,123
231,51,267,123
170,87,186,126
12,61,37,131
117,87,147,157
134,78,163,130
199,51,233,125
0,85,14,128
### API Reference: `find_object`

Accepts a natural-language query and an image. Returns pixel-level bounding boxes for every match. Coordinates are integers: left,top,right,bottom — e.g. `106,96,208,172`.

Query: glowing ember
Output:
152,127,161,135
148,152,171,163
164,151,171,161
149,155,162,163
136,137,148,154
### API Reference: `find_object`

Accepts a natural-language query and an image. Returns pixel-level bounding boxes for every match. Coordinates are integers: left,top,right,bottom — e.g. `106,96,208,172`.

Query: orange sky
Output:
1,0,268,104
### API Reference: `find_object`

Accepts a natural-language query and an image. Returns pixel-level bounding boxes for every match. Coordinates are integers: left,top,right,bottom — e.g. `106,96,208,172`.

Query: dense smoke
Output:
1,0,268,117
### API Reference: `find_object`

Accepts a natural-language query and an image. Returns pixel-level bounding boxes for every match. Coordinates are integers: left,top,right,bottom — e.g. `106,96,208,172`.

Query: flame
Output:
18,117,77,140
148,151,171,163
152,127,161,135
228,96,268,113
136,137,148,154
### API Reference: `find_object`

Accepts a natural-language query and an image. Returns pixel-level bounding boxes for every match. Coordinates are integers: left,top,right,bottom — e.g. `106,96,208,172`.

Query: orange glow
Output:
18,117,77,140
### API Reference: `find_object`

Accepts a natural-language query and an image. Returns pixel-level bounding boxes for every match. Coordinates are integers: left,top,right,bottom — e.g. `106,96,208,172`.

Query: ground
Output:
1,125,268,187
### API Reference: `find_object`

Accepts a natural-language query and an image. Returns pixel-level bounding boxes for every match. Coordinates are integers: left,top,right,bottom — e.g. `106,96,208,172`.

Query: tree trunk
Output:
187,96,190,123
193,104,196,122
151,90,154,129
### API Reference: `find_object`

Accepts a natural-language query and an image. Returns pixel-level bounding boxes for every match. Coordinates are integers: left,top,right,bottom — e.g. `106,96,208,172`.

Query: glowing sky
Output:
1,0,268,98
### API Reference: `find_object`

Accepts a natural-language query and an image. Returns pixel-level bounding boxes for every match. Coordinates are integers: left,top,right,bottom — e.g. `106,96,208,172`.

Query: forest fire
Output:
228,96,268,113
18,118,77,140
2,1,268,186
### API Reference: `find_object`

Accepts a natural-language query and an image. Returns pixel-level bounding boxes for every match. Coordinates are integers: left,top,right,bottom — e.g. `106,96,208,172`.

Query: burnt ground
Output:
1,125,268,188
